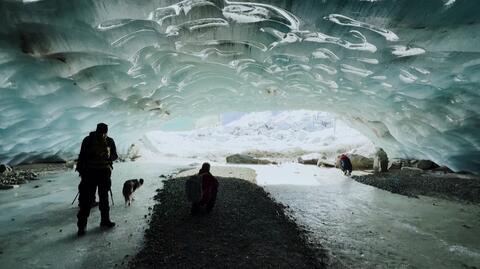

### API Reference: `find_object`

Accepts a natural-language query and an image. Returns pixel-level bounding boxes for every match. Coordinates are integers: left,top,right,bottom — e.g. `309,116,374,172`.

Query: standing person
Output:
191,163,219,215
339,154,353,176
75,123,118,237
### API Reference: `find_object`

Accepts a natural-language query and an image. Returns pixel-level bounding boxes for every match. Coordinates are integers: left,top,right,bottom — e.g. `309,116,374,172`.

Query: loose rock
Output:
416,160,439,170
130,177,339,268
226,154,273,165
388,159,403,170
298,157,318,165
317,161,335,168
352,170,480,203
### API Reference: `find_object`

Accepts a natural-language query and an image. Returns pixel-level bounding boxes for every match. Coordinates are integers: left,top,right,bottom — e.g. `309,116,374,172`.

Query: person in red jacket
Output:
339,154,353,176
192,162,219,214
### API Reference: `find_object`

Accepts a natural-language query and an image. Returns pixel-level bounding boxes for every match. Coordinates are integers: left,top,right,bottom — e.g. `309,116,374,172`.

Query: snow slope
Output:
138,111,375,163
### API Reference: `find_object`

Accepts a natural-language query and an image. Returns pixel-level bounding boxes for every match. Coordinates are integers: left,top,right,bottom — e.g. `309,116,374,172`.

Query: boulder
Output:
431,166,453,173
400,166,423,173
0,164,12,174
373,148,388,173
416,160,439,170
65,160,76,169
409,160,419,166
335,154,373,170
351,154,374,170
388,159,403,170
0,184,19,190
317,161,335,168
297,157,318,165
400,159,412,167
226,154,272,165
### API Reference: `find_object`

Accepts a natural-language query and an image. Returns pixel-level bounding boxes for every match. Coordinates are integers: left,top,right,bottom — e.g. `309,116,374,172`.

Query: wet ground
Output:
253,164,480,269
1,162,479,269
0,162,183,269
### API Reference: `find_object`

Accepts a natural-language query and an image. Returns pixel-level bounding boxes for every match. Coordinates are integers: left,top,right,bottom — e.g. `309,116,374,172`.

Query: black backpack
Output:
185,174,202,203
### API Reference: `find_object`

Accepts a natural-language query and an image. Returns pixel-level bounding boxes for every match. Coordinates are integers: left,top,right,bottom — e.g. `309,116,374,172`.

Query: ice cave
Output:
0,0,479,269
0,0,479,172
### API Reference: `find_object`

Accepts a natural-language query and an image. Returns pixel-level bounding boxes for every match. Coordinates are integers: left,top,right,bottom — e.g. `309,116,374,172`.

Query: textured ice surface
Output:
0,0,479,172
257,165,480,269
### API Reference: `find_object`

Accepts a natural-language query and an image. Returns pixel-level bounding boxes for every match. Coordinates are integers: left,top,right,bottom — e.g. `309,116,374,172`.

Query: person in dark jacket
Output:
191,162,219,215
75,123,118,237
339,154,353,176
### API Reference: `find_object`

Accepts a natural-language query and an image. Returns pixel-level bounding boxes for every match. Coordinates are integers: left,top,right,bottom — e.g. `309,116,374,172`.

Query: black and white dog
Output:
122,178,144,206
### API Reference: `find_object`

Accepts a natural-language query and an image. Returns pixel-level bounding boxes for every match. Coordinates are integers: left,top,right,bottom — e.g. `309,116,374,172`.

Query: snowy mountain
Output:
138,110,375,163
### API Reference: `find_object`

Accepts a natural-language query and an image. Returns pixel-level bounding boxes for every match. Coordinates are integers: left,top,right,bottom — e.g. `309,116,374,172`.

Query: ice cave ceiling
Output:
0,0,479,172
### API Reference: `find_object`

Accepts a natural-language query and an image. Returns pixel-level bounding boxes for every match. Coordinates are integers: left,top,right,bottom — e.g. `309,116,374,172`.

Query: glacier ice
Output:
0,0,479,173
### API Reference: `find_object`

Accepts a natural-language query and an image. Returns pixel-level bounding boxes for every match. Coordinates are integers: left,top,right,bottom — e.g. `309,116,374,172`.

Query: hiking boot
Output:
100,211,115,228
77,227,86,237
100,220,116,228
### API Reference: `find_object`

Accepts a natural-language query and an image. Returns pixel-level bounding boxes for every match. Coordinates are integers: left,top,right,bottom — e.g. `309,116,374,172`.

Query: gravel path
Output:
352,170,480,203
130,176,333,268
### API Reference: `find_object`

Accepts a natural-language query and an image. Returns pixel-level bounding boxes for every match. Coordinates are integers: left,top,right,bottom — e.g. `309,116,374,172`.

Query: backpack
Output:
185,174,202,203
84,134,111,168
90,136,110,160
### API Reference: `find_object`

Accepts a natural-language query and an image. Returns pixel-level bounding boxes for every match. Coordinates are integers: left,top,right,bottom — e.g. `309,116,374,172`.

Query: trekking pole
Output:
71,192,79,205
109,189,115,206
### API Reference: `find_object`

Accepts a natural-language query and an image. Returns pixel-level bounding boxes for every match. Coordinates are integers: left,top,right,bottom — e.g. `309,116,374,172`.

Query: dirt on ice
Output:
352,169,480,203
130,176,344,269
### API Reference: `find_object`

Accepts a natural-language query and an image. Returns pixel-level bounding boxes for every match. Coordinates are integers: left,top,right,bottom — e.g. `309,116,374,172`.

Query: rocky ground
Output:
0,163,71,189
0,170,39,188
129,176,344,269
352,169,480,203
13,162,72,173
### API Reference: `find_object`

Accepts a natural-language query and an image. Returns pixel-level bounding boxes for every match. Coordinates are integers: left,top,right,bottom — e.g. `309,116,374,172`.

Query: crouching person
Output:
75,123,118,237
186,162,219,215
339,154,353,176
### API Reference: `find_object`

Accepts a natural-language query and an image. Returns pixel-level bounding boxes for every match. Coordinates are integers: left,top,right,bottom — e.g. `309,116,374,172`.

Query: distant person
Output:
75,123,118,237
339,154,353,176
189,162,219,215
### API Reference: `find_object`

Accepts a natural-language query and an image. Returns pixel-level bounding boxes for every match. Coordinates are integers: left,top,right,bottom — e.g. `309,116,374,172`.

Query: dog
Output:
122,178,144,206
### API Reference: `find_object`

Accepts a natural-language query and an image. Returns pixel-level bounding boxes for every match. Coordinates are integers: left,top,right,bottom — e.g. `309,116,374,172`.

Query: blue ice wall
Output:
0,0,479,173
